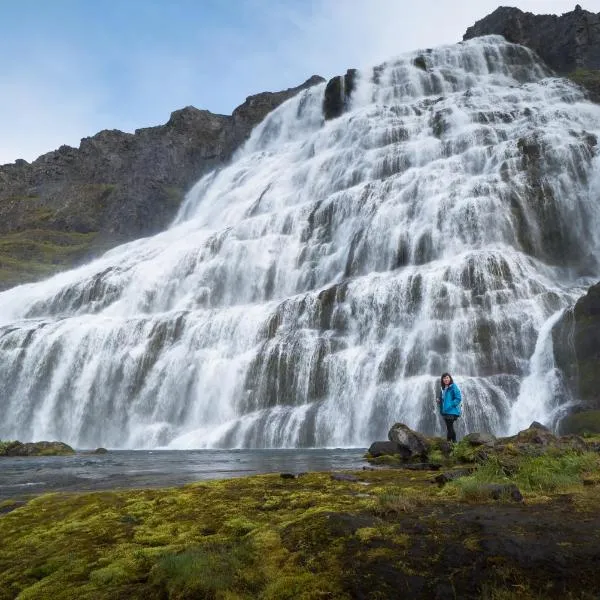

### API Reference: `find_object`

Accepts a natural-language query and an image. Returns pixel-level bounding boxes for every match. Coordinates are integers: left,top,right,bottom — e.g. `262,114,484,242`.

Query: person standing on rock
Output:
438,372,462,443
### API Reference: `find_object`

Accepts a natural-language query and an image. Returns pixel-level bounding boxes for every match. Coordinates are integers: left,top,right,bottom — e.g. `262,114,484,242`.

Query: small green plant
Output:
0,440,18,456
373,491,416,515
150,540,262,598
514,451,599,493
450,439,481,463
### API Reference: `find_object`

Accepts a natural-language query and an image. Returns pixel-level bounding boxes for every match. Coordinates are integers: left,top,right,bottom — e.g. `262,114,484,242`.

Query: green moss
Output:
3,440,600,598
0,229,98,289
162,186,185,208
567,68,600,102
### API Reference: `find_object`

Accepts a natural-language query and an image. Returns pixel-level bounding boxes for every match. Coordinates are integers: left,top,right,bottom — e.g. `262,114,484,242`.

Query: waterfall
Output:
1,36,599,448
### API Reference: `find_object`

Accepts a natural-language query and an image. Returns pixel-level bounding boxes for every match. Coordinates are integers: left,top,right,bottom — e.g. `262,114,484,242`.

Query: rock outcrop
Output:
553,282,600,412
0,75,325,290
463,5,600,73
0,440,75,456
463,5,600,102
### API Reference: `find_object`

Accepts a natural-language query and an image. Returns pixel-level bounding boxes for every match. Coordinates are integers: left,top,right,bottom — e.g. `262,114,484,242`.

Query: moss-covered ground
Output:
2,436,600,599
0,229,98,290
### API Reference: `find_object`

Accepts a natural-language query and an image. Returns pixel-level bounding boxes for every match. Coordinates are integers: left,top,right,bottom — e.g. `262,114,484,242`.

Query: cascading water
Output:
1,36,599,449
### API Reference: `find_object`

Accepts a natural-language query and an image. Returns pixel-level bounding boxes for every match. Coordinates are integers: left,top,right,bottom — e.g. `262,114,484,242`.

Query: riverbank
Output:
1,430,600,599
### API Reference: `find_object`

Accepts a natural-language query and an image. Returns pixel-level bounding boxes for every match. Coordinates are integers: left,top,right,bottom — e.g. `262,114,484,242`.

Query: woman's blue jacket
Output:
439,383,462,417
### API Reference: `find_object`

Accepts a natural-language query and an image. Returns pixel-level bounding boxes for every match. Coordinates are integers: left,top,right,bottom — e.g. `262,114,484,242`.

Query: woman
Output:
438,372,462,443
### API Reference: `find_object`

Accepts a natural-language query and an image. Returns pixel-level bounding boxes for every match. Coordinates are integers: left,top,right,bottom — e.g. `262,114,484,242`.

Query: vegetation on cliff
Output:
2,428,600,599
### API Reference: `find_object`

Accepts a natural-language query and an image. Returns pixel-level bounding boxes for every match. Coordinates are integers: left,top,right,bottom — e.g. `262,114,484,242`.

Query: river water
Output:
0,448,367,502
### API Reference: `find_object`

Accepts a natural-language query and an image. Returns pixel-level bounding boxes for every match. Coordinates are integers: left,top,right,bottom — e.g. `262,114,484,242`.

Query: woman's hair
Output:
440,372,453,388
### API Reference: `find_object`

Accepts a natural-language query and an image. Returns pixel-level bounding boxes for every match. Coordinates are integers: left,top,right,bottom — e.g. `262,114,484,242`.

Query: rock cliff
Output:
463,4,600,102
0,75,324,290
553,282,600,411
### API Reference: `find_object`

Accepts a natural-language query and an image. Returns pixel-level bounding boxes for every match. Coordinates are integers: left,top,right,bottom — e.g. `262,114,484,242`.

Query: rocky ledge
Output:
0,440,75,456
463,4,600,102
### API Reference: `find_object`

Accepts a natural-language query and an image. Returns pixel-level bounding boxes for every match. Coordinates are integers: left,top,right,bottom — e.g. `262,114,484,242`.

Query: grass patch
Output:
450,451,600,500
0,229,98,290
3,438,600,598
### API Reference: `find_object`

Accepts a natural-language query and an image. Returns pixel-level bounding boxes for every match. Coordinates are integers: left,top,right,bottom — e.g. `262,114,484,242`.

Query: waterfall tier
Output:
1,36,599,448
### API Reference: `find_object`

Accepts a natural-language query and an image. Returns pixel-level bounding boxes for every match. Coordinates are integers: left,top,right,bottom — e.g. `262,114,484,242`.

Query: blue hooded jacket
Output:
439,383,462,417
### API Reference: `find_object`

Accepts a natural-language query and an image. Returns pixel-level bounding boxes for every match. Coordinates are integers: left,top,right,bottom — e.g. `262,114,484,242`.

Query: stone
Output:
434,469,475,485
1,441,75,456
463,6,600,74
462,432,497,446
367,441,401,457
388,423,430,459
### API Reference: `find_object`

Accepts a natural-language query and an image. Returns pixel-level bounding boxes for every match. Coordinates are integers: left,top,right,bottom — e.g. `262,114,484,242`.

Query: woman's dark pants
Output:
444,416,458,443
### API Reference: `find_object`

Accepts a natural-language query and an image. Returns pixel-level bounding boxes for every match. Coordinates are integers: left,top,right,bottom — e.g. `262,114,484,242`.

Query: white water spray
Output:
0,36,599,448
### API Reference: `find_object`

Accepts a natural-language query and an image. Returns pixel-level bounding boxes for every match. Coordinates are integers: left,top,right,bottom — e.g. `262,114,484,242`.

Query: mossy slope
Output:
2,441,600,600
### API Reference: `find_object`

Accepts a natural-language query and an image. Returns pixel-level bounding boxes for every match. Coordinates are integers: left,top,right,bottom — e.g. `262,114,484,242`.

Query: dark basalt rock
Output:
463,5,600,102
323,69,358,120
367,440,402,457
0,440,75,456
553,282,600,413
463,5,600,74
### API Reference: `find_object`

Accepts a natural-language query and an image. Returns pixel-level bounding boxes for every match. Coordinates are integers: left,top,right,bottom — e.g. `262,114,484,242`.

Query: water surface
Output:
0,448,367,501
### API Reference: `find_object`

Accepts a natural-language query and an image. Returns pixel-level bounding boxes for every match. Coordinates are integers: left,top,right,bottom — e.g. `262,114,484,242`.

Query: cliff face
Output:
553,283,600,411
0,75,324,290
463,5,600,102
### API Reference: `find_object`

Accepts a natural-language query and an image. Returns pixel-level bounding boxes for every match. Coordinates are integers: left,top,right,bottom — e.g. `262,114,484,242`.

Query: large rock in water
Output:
463,5,600,102
553,282,600,411
0,75,325,291
0,441,75,456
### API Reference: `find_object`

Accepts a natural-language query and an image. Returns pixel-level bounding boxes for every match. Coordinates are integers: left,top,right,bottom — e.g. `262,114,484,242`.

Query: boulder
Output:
462,432,497,447
0,441,75,456
559,410,600,435
388,423,430,459
367,441,401,458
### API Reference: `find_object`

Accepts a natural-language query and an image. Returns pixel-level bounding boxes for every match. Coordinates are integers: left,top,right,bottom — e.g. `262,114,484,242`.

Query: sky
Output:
0,0,596,164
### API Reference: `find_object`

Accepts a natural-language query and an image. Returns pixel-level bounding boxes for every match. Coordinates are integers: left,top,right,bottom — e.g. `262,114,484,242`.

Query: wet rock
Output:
367,441,402,458
388,423,430,459
553,282,600,412
0,441,75,456
434,469,475,485
323,69,358,120
482,483,523,502
462,432,497,446
529,421,551,432
401,463,441,471
559,410,600,435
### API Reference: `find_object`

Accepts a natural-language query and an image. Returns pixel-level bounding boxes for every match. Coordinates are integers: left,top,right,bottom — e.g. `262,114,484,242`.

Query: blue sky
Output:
0,0,596,164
